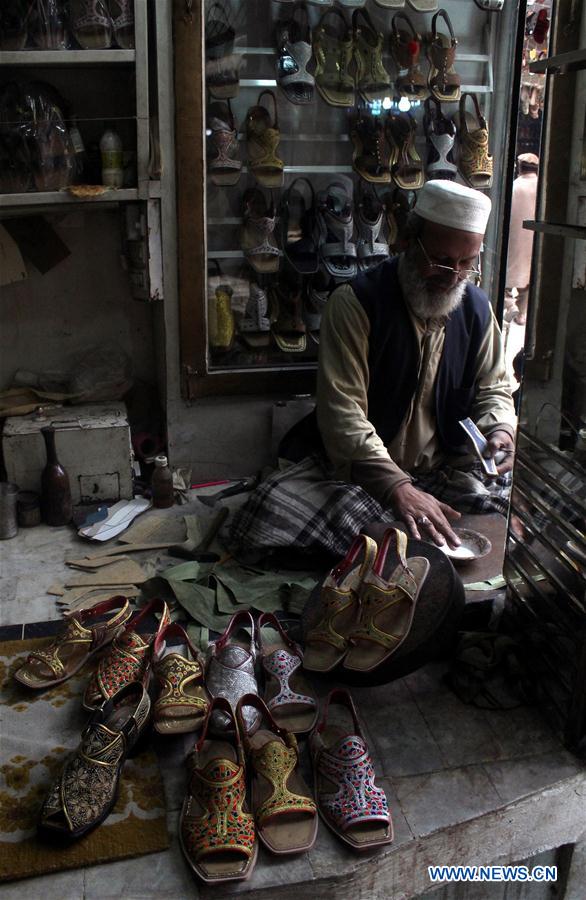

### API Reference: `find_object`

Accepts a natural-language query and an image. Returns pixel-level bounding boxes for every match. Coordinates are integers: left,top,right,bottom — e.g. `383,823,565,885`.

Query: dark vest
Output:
279,257,491,462
352,256,490,454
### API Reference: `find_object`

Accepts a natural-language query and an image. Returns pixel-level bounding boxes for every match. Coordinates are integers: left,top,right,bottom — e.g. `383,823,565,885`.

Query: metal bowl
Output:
439,528,492,563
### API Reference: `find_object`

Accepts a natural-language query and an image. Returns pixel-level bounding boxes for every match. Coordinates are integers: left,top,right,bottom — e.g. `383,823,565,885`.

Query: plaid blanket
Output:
229,455,512,558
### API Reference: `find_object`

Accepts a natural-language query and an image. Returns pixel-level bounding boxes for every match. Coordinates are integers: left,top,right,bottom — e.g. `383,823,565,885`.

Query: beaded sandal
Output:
180,697,257,883
246,89,284,189
258,612,317,734
427,8,461,103
39,682,151,839
350,108,392,184
207,100,242,186
387,111,425,190
344,527,429,673
423,95,457,180
312,7,354,107
390,12,428,101
241,187,282,274
275,2,315,105
237,693,318,855
456,92,493,189
152,623,209,735
83,597,171,711
14,596,132,689
310,689,393,850
355,181,389,272
303,533,378,673
352,7,391,103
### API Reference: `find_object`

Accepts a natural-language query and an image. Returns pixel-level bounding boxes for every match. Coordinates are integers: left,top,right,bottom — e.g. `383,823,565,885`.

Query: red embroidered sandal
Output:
14,596,132,690
179,697,258,883
83,597,171,711
258,612,317,734
344,527,429,673
39,681,151,839
303,533,378,673
427,8,461,103
309,689,393,850
390,12,428,101
152,623,209,735
236,693,318,855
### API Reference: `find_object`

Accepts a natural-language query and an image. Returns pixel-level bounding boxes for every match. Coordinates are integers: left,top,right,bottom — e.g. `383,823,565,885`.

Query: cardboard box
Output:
3,402,134,504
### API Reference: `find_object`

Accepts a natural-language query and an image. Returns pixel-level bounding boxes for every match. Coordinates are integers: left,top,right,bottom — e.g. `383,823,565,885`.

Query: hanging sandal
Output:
427,8,461,103
14,596,132,690
456,92,493,189
269,272,307,353
207,100,242,187
206,609,261,736
180,697,257,884
355,181,389,272
309,688,393,850
344,527,430,673
386,111,425,190
246,89,284,189
39,681,151,839
390,12,428,100
152,623,209,735
239,281,271,349
236,693,317,855
312,7,354,108
205,5,242,101
303,533,378,673
205,1,235,59
423,95,457,180
275,3,315,105
382,187,415,250
316,180,358,280
241,187,282,274
350,108,391,184
208,258,235,353
352,8,391,103
83,597,171,711
280,177,319,274
258,612,317,734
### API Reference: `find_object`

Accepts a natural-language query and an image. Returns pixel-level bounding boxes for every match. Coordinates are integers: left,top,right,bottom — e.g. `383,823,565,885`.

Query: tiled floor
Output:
1,514,585,899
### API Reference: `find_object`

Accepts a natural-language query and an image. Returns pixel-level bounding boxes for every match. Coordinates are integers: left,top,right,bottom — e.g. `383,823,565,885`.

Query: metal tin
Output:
0,482,19,539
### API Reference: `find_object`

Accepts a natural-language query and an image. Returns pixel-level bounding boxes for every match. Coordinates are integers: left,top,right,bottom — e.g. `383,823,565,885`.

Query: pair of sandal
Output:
180,694,317,883
275,2,315,105
206,609,318,737
351,109,424,191
390,9,460,103
304,528,430,674
455,92,493,189
68,0,134,50
246,90,284,189
316,180,358,280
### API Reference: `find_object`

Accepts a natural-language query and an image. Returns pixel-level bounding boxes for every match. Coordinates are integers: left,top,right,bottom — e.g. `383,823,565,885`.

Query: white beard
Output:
398,252,467,320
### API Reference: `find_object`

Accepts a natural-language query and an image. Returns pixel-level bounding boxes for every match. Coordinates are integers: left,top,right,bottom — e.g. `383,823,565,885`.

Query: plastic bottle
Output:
99,128,123,187
40,426,73,526
151,455,174,509
68,116,87,182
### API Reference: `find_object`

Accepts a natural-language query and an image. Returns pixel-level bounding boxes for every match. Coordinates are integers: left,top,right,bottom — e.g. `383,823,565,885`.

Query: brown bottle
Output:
151,454,174,509
40,426,73,526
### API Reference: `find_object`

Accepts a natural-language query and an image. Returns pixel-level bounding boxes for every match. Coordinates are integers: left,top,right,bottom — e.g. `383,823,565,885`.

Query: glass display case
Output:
174,0,521,398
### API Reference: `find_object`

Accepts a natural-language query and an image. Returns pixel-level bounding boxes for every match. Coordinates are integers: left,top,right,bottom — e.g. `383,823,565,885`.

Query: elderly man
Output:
230,180,516,559
316,179,516,548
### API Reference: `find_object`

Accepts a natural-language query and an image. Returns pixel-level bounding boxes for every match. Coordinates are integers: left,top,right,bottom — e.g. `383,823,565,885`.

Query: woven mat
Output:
0,637,169,883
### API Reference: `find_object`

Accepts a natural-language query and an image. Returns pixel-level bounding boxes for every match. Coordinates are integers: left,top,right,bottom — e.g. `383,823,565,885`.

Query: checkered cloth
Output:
229,455,512,558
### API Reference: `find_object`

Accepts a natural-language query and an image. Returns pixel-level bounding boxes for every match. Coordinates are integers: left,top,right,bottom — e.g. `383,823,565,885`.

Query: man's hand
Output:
391,482,461,548
486,429,515,475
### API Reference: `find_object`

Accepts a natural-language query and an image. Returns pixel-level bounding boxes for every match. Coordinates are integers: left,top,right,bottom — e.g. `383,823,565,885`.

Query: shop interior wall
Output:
0,210,156,391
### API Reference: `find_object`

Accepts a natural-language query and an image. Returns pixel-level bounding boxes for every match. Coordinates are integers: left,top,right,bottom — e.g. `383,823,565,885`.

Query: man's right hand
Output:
390,482,462,548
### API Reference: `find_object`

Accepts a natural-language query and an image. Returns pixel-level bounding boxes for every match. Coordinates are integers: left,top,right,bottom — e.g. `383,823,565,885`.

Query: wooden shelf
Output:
529,48,586,75
0,49,135,65
523,220,586,239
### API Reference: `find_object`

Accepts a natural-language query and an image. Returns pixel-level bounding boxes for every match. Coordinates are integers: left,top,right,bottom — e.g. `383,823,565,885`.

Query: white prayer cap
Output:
415,180,492,235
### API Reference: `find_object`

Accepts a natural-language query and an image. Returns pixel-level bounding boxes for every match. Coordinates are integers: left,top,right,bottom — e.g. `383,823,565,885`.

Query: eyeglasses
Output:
417,237,480,281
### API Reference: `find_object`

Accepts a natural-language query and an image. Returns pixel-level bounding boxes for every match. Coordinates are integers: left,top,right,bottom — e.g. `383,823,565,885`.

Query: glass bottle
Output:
68,115,87,182
40,426,73,526
99,127,123,187
151,455,174,509
69,0,112,50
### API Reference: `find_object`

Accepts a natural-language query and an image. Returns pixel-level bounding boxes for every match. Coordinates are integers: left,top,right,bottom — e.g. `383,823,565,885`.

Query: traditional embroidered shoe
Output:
207,100,242,186
352,7,391,103
257,612,317,734
389,12,428,100
69,0,113,50
275,2,315,105
39,681,151,839
239,281,271,349
427,8,461,103
456,92,493,189
236,693,318,855
280,177,319,274
309,688,393,850
241,187,282,274
245,89,284,189
14,596,132,690
108,0,134,48
423,95,457,180
179,697,258,883
303,533,378,673
355,181,389,272
269,271,307,353
350,109,392,184
316,180,358,280
386,111,425,191
152,623,209,735
312,7,354,107
344,527,430,673
206,610,261,735
83,598,171,711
